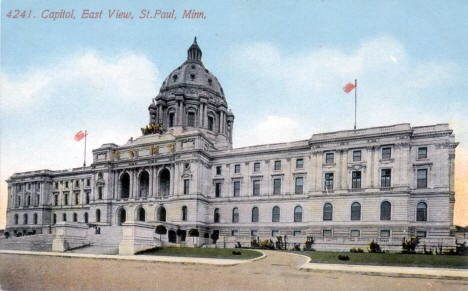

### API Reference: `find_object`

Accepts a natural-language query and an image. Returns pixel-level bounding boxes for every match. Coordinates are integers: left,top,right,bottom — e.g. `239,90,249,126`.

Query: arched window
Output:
120,172,130,199
323,203,333,221
351,202,361,221
251,207,259,223
84,212,89,223
62,213,67,222
53,213,57,224
417,202,427,221
14,214,18,225
96,209,101,222
272,206,280,222
139,171,149,197
187,112,196,127
294,206,303,222
169,113,175,127
380,201,391,221
73,213,78,222
208,116,214,131
181,206,187,221
33,213,38,224
23,213,28,224
137,207,145,222
158,206,166,222
159,169,170,196
214,208,220,223
232,207,239,223
118,208,126,225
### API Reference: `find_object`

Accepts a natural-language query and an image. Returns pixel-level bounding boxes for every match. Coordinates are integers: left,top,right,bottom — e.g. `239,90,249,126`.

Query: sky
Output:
1,0,468,227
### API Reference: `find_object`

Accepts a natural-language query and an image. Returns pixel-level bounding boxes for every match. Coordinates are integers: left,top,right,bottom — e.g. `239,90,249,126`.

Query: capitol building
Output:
4,39,458,253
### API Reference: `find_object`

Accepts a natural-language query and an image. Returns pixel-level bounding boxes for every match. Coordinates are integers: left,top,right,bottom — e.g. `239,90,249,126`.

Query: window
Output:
158,207,166,222
353,150,361,162
251,207,259,223
73,213,78,222
14,214,18,224
17,196,21,207
251,230,258,237
351,202,361,221
36,195,40,206
33,213,38,224
274,160,281,171
273,179,281,195
323,229,332,238
418,147,427,159
182,206,187,221
215,183,222,198
231,230,239,236
254,162,260,172
53,214,57,224
416,230,427,238
325,153,334,164
295,177,303,194
96,209,101,222
184,179,190,195
28,184,31,190
294,206,302,222
98,187,102,200
216,166,222,175
208,116,214,131
352,171,361,189
85,192,90,204
86,179,90,187
187,112,195,127
233,181,240,197
169,113,174,127
75,193,79,205
64,193,69,205
271,230,279,237
381,169,391,188
380,201,391,220
214,208,220,223
380,229,390,238
272,206,280,222
234,164,240,173
55,182,59,189
325,173,334,191
232,207,239,223
62,213,67,222
54,194,58,206
417,169,427,188
296,158,304,169
65,181,69,188
252,180,260,196
382,147,391,160
350,229,360,238
417,202,427,221
26,196,31,207
293,230,301,236
75,180,79,187
84,212,88,223
23,213,28,225
323,203,333,221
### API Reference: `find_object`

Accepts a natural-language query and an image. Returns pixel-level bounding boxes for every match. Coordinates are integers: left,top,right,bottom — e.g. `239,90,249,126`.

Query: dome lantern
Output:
187,37,202,61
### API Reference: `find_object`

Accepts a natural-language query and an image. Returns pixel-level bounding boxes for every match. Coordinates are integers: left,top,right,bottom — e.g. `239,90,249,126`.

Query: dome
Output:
158,37,225,99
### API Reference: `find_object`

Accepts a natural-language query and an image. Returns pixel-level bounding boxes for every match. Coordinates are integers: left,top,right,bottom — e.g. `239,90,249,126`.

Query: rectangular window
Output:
184,179,189,195
380,229,391,238
55,182,59,189
252,180,260,196
418,147,427,159
98,187,102,200
54,195,58,206
74,193,79,205
382,147,391,160
273,178,281,195
85,192,90,204
295,177,303,194
65,181,69,188
187,112,195,127
353,150,361,162
293,230,301,236
325,153,334,164
416,230,427,238
274,160,281,171
251,230,258,237
231,230,239,236
350,229,360,237
325,173,334,191
381,169,391,188
169,113,174,127
254,162,260,172
323,229,332,238
296,158,304,169
64,193,69,206
86,179,90,187
352,171,361,189
28,184,31,190
233,181,240,197
215,183,222,198
216,166,222,175
234,164,240,174
272,230,279,237
75,180,79,187
417,169,427,188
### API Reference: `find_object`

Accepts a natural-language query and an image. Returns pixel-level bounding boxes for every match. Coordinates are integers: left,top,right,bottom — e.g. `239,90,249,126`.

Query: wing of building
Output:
4,38,459,253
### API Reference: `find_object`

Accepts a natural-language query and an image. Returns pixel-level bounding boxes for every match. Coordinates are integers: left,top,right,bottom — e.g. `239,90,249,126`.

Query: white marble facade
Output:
5,39,458,250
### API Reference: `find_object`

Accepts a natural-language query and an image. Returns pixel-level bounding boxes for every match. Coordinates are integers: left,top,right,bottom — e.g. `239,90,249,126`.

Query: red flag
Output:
343,82,356,93
74,130,87,142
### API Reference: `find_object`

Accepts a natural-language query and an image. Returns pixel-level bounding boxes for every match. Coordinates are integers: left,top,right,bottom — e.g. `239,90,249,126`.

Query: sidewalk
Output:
0,249,265,266
300,261,468,280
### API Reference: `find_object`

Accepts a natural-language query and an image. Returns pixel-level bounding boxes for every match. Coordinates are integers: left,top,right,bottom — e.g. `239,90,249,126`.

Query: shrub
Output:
4,232,9,239
250,239,260,248
155,225,167,241
188,228,199,237
210,231,219,243
204,233,210,239
275,236,285,250
350,247,364,253
304,236,314,251
260,239,274,249
338,255,350,261
401,237,419,254
232,250,242,255
293,244,301,251
368,240,381,253
456,241,468,255
235,242,242,248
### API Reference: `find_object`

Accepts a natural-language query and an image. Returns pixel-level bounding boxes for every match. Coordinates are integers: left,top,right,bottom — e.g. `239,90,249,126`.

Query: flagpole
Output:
83,130,87,167
354,79,357,130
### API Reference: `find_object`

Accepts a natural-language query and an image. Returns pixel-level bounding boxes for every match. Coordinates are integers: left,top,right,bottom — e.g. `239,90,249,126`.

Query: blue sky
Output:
1,0,468,225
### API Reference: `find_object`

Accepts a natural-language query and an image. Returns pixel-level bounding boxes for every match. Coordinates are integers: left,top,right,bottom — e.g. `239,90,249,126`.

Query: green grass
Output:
298,251,468,269
137,247,262,260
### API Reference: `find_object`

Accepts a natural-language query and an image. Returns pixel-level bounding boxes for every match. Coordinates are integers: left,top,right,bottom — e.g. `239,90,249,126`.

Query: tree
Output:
155,224,167,242
188,228,200,245
210,231,219,244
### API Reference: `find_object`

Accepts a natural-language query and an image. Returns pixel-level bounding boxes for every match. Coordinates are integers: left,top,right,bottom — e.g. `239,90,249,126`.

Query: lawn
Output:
299,251,468,269
137,247,262,260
